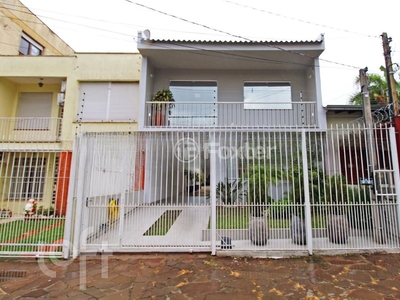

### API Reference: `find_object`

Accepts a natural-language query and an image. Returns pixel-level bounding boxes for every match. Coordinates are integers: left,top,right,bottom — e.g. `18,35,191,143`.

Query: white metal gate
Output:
70,132,213,254
68,125,400,257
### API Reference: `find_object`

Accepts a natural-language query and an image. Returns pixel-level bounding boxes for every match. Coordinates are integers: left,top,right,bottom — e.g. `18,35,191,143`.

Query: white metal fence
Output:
0,150,69,258
0,117,62,142
66,124,400,257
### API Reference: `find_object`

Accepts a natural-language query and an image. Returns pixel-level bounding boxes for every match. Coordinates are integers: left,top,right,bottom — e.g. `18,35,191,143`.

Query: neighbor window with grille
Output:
9,157,47,199
19,32,43,56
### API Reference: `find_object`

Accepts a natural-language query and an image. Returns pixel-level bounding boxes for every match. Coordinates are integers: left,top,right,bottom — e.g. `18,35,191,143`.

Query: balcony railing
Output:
0,117,62,142
145,101,317,128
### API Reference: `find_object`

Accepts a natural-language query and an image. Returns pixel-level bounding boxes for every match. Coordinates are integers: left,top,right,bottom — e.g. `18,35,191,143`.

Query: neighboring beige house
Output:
325,104,389,127
0,0,141,215
0,0,75,56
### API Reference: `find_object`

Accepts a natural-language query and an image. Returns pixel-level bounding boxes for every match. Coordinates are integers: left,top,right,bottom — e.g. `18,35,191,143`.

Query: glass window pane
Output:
169,81,217,126
19,38,29,55
244,82,292,109
29,45,41,56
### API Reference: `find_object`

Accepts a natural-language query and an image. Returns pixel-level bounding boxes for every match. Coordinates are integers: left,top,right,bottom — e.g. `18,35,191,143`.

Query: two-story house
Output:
136,32,326,204
0,1,141,225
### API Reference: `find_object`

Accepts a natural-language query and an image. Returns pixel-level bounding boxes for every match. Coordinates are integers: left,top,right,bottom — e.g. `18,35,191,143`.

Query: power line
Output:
1,2,326,69
4,0,372,73
125,0,361,70
0,12,133,38
2,2,229,38
221,0,380,39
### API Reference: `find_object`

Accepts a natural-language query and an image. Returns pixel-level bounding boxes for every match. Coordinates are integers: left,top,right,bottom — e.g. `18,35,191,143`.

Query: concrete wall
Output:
154,69,310,102
148,68,322,127
326,111,363,128
0,78,17,116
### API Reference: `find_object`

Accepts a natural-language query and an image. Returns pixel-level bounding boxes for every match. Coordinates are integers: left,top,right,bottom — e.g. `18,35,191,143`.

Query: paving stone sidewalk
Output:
1,252,400,299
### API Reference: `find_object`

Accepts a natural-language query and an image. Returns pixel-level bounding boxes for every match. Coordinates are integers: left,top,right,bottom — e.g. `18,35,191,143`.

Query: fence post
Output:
302,130,313,255
210,132,217,255
63,137,80,259
117,138,130,248
389,127,400,234
72,132,88,258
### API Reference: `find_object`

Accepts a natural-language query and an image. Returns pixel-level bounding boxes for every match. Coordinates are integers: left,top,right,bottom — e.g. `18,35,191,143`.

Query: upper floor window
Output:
169,81,217,126
16,92,52,130
19,32,43,56
244,82,292,110
78,82,139,122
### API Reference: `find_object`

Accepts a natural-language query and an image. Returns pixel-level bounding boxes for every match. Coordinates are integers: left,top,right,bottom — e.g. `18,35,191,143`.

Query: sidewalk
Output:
1,252,400,299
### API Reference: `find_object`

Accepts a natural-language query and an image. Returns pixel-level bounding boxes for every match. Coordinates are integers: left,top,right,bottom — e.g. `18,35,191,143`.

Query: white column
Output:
63,137,79,259
210,132,217,255
302,130,313,255
72,132,88,258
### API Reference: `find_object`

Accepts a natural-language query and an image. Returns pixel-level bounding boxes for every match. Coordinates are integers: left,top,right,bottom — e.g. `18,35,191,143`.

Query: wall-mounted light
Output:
307,68,315,79
38,78,44,88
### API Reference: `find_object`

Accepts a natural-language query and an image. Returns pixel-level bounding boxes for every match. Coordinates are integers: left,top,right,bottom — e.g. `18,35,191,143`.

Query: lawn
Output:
209,207,326,229
0,219,65,252
144,210,182,236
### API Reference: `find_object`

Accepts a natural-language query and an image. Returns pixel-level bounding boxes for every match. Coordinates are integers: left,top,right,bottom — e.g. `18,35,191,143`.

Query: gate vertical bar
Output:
63,137,80,259
117,149,129,249
389,127,400,233
210,132,217,255
302,130,313,255
72,132,88,258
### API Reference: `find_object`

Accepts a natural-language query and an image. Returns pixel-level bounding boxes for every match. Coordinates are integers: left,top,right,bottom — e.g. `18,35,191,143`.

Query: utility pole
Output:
360,67,376,181
360,67,386,243
360,67,373,126
382,32,399,119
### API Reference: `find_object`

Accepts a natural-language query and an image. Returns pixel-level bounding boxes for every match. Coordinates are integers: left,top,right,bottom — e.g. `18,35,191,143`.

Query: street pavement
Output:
1,252,400,299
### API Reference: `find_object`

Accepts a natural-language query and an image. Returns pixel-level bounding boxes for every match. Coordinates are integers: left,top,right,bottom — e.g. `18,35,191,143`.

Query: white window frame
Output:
19,32,43,56
244,82,292,110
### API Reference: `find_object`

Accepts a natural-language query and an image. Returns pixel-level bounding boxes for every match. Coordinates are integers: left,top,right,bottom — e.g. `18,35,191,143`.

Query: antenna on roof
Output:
143,29,151,40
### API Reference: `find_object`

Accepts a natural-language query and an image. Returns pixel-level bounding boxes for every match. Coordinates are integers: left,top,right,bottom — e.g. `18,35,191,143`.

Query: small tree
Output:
244,165,288,216
215,178,245,205
349,66,399,105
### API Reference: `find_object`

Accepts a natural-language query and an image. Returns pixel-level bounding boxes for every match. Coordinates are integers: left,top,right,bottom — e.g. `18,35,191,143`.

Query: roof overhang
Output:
137,35,325,70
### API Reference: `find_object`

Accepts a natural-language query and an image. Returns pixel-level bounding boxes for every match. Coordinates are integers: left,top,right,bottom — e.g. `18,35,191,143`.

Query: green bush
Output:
215,179,245,205
244,166,288,205
36,205,55,216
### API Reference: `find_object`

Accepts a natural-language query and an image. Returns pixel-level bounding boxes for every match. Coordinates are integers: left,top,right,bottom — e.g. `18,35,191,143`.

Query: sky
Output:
19,0,400,106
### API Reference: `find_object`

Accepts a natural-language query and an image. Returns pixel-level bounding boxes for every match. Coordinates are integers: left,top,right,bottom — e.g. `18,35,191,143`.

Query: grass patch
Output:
209,207,326,229
0,219,65,252
144,210,181,236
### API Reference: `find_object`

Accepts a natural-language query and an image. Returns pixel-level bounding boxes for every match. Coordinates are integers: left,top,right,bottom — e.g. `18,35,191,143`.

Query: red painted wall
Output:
55,151,72,217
